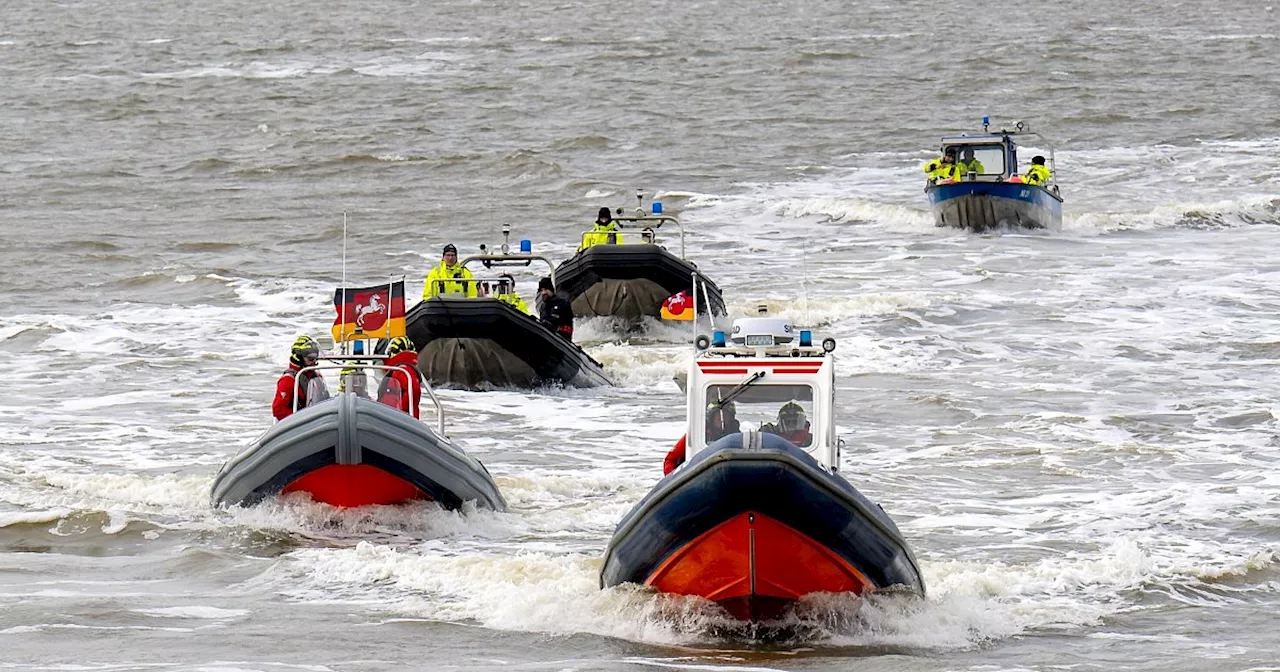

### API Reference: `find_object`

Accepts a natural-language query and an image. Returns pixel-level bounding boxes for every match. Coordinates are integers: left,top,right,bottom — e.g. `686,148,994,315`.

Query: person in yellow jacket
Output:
423,244,477,299
579,207,620,251
494,274,530,314
922,150,960,183
957,148,985,176
1023,155,1052,186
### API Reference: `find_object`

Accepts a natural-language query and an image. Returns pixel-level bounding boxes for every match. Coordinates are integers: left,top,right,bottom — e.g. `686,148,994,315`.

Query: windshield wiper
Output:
710,371,766,409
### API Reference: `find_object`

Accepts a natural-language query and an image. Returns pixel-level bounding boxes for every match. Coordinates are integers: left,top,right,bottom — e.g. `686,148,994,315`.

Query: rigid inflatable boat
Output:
211,360,505,511
600,314,924,620
406,296,608,389
554,203,726,322
410,235,610,389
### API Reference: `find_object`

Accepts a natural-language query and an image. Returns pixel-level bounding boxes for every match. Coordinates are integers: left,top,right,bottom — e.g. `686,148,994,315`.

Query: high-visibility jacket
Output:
1024,164,1052,186
424,261,476,299
579,223,620,251
497,292,529,314
925,160,960,182
957,159,985,175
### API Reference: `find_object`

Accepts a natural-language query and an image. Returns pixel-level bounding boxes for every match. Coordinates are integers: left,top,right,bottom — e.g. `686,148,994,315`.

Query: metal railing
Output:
578,215,685,258
291,359,446,436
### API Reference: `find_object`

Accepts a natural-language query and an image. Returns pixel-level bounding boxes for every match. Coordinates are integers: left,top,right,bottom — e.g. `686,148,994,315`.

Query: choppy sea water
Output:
2,0,1280,670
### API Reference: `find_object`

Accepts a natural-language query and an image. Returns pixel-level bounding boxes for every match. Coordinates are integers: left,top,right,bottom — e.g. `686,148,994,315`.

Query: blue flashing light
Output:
652,201,663,215
353,340,364,355
799,330,812,347
519,239,532,253
712,330,726,348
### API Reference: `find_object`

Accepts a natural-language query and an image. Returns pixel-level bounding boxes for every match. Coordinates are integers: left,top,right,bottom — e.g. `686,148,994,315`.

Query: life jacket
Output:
281,367,325,406
377,351,422,417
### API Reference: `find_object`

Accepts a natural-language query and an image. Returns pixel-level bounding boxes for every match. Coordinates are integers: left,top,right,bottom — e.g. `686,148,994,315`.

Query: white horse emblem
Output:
355,294,386,329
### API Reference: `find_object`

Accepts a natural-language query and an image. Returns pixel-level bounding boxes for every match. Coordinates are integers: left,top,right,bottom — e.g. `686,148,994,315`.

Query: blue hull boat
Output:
928,180,1063,232
924,119,1064,232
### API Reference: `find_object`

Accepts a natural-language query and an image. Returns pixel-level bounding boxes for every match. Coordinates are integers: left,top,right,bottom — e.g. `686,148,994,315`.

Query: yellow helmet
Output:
387,336,415,356
290,335,319,367
338,367,368,394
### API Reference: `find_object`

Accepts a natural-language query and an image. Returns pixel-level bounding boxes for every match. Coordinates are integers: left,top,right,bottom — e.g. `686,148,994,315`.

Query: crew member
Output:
423,244,477,299
495,274,530,314
536,277,574,340
338,366,371,399
957,148,985,176
1023,155,1052,186
377,336,422,419
923,149,960,183
662,402,740,475
273,335,326,421
760,402,812,447
579,207,620,250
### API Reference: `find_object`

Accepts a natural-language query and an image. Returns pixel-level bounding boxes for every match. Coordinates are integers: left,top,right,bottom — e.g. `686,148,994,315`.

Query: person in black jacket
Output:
536,277,574,341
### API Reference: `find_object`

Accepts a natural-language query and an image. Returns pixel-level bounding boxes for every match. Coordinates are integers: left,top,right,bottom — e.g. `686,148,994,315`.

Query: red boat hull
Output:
281,464,428,507
645,511,873,621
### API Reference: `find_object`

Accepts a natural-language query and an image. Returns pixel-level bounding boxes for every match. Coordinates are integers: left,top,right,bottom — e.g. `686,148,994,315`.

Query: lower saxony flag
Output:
332,280,406,342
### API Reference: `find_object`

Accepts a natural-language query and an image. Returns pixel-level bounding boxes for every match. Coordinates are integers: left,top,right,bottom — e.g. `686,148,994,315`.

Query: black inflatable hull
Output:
554,245,726,320
601,432,924,620
405,297,610,389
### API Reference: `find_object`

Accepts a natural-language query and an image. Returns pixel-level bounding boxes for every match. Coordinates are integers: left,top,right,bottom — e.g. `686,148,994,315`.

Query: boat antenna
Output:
802,240,811,328
340,212,349,355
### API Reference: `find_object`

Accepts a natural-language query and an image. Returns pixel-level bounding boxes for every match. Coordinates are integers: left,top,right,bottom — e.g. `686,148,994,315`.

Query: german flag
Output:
332,280,406,343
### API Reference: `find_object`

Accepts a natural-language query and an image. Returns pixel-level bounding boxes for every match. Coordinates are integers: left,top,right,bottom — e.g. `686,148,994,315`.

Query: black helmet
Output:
779,402,806,432
707,400,736,416
596,207,612,224
1032,155,1046,165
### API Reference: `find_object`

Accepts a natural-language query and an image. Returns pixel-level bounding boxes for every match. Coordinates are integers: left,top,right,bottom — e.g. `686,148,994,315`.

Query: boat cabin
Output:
935,120,1056,185
686,315,841,471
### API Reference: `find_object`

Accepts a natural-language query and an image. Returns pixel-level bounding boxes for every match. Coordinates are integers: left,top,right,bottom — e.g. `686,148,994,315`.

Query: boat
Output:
925,118,1063,232
211,282,506,510
406,229,611,389
600,312,925,621
553,194,727,323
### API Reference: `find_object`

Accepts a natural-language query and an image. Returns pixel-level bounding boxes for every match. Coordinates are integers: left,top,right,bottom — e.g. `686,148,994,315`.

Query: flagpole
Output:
341,213,349,353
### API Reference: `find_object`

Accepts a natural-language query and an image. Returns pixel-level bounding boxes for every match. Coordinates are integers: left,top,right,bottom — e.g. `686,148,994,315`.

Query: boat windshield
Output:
948,144,1006,176
704,383,815,448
